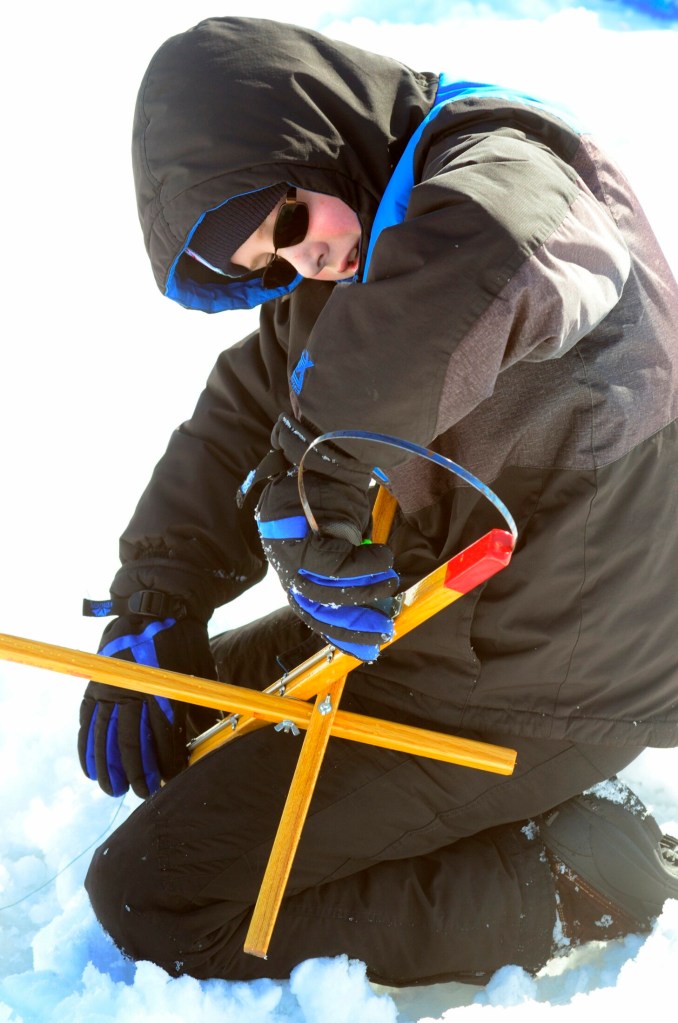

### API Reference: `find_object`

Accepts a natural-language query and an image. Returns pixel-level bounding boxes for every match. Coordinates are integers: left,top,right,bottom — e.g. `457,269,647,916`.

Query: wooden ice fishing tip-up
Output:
0,435,520,959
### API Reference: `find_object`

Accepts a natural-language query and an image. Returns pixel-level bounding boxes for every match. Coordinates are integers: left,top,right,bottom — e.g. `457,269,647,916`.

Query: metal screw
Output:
274,720,300,736
317,695,333,716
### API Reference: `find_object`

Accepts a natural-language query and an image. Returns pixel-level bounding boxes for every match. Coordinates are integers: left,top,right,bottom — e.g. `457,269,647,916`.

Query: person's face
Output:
231,189,362,282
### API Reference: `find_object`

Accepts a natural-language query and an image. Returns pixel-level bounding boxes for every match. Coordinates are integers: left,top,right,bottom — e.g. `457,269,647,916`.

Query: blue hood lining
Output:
165,187,302,312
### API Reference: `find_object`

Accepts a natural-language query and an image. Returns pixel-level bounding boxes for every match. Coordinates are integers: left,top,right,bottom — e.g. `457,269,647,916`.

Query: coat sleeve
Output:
292,125,631,471
112,304,294,614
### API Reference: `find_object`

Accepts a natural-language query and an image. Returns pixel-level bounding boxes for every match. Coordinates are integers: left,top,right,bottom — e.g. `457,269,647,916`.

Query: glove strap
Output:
82,590,188,620
237,448,290,509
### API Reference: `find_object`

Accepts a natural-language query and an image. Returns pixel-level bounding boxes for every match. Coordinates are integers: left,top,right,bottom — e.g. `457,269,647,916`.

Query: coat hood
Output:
132,17,437,312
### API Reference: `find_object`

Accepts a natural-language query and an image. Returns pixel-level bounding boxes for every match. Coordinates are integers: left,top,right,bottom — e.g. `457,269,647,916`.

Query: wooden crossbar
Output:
241,487,396,955
0,631,516,772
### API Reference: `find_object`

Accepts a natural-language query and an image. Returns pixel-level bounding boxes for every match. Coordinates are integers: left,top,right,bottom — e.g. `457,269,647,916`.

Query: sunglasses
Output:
261,189,309,290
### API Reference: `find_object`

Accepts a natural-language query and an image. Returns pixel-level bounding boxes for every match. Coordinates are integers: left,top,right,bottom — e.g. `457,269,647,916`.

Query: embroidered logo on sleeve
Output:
291,350,315,395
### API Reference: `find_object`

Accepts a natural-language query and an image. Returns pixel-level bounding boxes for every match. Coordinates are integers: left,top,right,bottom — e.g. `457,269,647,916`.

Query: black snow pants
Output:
85,608,642,986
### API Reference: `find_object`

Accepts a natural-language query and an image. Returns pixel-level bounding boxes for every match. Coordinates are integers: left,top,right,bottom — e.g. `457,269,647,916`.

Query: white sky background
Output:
0,2,677,1018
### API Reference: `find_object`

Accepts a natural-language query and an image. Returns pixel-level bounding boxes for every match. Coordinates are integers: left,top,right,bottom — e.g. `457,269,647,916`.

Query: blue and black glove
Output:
78,596,217,798
255,416,399,661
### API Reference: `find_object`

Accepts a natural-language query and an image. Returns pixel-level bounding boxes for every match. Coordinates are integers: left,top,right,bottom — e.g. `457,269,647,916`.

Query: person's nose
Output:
279,241,328,279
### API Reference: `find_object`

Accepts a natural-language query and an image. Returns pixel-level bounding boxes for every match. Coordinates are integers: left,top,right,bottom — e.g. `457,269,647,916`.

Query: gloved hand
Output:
256,468,399,661
78,609,217,798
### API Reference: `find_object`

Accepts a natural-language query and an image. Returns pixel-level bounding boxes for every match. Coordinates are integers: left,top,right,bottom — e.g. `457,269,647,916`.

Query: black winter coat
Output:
121,17,678,746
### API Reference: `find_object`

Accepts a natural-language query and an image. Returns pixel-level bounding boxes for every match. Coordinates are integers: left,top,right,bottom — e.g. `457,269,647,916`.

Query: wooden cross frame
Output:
0,491,517,959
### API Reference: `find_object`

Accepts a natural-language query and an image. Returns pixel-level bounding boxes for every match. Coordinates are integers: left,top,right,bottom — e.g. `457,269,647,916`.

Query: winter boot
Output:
540,778,678,947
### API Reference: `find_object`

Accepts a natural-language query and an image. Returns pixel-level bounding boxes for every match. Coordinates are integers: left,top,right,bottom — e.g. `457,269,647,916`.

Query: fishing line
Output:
0,795,127,911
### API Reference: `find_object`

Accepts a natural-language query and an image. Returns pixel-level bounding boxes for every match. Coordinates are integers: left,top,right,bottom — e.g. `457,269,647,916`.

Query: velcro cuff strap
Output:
83,590,187,620
127,590,182,618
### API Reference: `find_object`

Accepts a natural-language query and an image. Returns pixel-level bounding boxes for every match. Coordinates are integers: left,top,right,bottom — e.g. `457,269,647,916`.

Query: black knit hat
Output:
187,183,288,276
